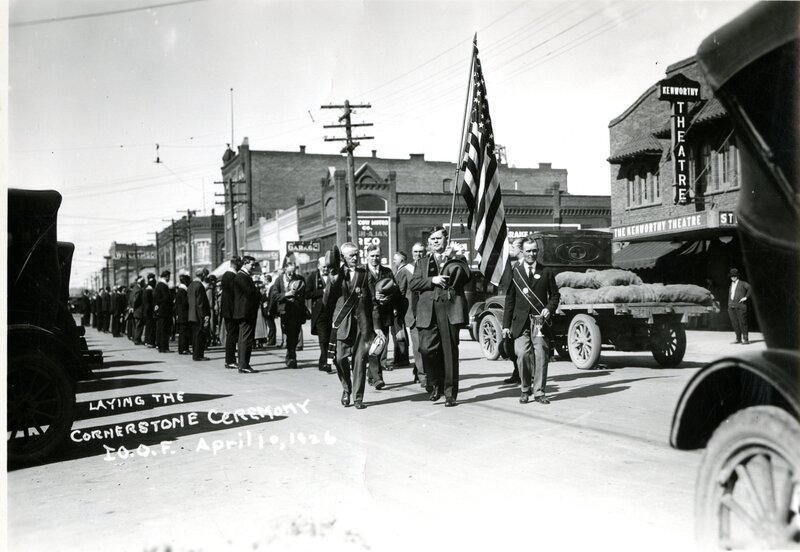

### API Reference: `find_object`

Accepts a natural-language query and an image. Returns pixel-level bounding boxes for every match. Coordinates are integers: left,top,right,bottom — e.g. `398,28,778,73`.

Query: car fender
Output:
670,349,800,450
8,324,82,381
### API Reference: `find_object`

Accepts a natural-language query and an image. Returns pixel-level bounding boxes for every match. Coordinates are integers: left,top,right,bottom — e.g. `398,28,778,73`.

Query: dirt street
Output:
7,326,764,551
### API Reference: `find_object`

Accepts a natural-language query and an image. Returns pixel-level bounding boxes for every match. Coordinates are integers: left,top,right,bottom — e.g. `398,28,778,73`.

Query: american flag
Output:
460,43,509,286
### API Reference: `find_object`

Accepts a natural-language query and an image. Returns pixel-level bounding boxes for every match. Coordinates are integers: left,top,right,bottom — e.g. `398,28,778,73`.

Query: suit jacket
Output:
325,265,380,343
100,292,111,313
395,263,415,327
154,280,172,318
175,285,189,323
729,279,751,309
187,280,210,323
233,271,260,321
116,292,128,314
502,262,560,339
306,270,330,331
143,284,155,319
110,292,121,315
130,284,143,318
220,270,237,319
269,273,306,318
409,253,471,329
366,264,397,328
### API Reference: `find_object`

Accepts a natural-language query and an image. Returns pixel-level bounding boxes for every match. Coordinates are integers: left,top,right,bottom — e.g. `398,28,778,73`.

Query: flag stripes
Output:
460,44,509,286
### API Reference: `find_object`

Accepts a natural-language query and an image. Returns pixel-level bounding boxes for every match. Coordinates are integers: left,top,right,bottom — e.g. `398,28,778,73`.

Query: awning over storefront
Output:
607,135,663,163
612,241,683,269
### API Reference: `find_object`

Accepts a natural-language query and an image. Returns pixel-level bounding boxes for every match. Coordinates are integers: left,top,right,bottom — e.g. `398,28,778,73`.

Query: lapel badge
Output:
533,273,541,280
523,287,530,295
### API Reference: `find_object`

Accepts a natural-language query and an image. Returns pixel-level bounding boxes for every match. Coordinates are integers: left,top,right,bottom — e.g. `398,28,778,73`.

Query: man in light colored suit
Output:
187,269,211,361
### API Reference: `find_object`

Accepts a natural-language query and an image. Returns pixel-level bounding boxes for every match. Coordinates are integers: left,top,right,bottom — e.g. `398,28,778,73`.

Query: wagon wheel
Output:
695,406,800,549
650,321,687,367
7,351,76,464
567,314,601,370
479,313,501,361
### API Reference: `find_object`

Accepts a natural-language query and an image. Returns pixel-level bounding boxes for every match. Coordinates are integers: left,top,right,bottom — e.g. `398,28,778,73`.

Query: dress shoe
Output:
193,357,211,362
733,340,741,344
319,366,333,373
503,376,521,385
285,358,297,368
225,363,238,369
743,339,750,344
147,344,157,349
429,389,442,402
354,401,366,410
534,396,550,405
445,398,457,407
519,392,530,404
341,392,351,407
375,380,386,390
238,366,255,373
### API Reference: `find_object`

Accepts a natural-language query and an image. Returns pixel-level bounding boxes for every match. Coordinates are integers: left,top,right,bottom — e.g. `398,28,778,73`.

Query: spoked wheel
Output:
696,406,800,549
479,314,501,361
567,314,601,370
7,352,76,464
650,321,687,367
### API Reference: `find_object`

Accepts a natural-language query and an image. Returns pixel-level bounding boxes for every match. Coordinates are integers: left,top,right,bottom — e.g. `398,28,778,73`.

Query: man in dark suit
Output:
175,272,191,355
406,242,427,386
499,236,525,384
365,245,395,388
233,256,260,373
187,269,211,361
502,236,560,404
143,273,157,348
110,287,122,336
325,242,380,409
99,287,111,332
263,274,277,346
220,256,242,369
270,260,306,368
153,270,173,353
410,225,471,407
131,277,145,344
391,251,411,369
306,257,333,372
79,290,91,327
727,268,752,344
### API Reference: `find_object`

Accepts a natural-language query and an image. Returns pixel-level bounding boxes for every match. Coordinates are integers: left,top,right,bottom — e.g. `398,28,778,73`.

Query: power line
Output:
10,0,208,28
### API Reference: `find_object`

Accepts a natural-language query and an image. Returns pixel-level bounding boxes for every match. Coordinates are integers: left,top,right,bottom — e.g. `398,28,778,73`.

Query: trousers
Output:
418,300,460,400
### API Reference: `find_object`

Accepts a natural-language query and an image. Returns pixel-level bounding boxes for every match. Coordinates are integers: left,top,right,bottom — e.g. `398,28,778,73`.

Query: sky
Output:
8,0,755,288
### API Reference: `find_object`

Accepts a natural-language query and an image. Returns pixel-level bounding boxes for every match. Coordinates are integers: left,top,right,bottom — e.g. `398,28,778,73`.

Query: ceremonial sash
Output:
512,264,552,328
331,269,365,330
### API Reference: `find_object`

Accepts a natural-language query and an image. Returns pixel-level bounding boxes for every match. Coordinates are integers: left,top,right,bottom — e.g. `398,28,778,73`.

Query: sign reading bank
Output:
658,73,702,206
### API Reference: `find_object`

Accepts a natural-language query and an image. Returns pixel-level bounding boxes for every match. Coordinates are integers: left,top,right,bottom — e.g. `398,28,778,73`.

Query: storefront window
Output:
193,240,210,264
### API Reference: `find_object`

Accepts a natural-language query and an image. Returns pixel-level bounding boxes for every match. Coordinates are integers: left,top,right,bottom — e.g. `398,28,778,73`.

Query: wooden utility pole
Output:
322,101,372,244
214,178,247,256
179,210,198,273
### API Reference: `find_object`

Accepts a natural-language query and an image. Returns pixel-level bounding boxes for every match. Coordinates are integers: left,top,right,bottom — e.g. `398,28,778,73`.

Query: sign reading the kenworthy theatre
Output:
658,73,701,206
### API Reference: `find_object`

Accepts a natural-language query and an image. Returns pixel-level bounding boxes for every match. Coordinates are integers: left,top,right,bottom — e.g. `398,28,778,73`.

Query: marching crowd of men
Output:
82,225,560,409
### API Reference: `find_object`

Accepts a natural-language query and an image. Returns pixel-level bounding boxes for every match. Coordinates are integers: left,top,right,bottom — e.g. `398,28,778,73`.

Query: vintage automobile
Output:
7,189,103,465
669,2,800,548
470,229,715,369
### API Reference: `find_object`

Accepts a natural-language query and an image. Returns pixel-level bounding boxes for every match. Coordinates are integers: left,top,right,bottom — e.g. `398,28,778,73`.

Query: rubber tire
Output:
650,322,687,368
695,405,800,549
479,313,502,361
7,351,76,465
567,314,602,370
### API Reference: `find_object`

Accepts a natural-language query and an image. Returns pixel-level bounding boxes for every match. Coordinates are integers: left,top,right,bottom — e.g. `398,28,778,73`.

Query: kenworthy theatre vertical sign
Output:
658,73,702,205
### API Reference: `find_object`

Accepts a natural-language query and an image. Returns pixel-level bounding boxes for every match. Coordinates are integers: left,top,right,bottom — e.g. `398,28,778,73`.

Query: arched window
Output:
324,197,336,219
356,194,387,213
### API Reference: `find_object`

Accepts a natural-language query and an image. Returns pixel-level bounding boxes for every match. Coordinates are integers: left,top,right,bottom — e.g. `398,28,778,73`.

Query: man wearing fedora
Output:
502,236,560,404
325,242,380,409
270,260,306,368
233,256,260,372
366,245,396,388
727,268,751,344
410,225,471,407
306,257,333,372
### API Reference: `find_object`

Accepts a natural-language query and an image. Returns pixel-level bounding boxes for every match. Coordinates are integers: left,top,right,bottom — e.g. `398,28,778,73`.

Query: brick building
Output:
219,140,573,259
156,212,225,278
608,56,744,290
106,242,157,287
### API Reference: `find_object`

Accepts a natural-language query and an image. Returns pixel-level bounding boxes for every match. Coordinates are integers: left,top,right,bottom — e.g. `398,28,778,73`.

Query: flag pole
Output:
448,33,478,239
